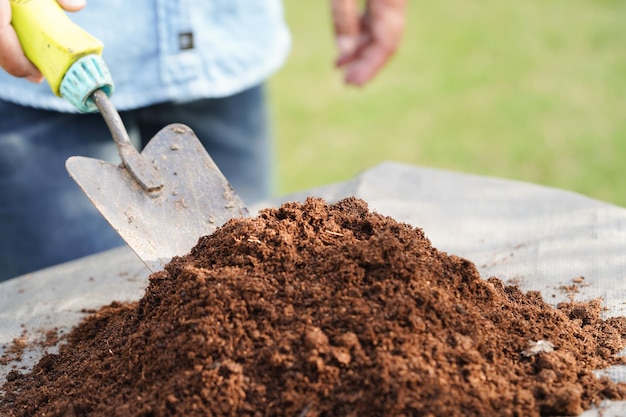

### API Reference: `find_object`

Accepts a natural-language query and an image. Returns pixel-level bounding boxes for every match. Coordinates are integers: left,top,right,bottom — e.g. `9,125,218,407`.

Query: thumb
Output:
56,0,86,12
331,0,360,63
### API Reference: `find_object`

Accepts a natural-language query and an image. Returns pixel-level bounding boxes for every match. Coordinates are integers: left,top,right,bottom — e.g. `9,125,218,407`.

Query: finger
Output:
342,0,405,85
331,0,361,64
56,0,86,12
342,40,393,86
0,1,43,82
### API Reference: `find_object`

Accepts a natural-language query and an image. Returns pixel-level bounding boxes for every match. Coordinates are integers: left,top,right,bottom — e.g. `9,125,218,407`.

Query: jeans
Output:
0,84,272,281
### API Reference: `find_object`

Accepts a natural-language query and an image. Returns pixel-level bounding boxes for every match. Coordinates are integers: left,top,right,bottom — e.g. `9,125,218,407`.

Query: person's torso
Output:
0,0,291,112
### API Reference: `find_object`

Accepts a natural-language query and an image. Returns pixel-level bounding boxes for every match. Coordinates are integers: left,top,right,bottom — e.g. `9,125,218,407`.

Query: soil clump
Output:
1,197,625,416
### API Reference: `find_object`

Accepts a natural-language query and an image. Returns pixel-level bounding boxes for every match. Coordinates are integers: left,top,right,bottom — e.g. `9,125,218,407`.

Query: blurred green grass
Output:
268,1,626,206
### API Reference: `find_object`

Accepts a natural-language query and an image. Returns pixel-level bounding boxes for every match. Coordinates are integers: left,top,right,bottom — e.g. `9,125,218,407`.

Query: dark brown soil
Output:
1,197,625,416
1,327,60,367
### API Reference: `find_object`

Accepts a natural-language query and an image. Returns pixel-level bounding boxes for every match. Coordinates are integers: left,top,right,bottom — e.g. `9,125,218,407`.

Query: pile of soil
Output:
1,197,626,416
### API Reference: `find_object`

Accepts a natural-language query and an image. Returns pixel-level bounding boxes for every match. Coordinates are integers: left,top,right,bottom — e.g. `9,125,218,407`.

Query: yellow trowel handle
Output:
10,0,114,112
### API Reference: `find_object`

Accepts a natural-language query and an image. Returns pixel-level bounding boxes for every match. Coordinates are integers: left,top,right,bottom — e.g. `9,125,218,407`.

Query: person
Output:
0,0,406,281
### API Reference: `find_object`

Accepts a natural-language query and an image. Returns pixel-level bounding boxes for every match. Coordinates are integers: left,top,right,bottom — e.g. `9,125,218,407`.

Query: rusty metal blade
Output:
66,123,249,272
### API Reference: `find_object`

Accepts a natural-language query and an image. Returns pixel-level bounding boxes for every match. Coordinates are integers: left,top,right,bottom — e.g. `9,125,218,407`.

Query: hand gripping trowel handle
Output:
10,0,163,193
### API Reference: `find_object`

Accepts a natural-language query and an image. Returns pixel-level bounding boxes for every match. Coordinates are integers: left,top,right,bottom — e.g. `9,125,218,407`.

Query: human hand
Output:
0,0,85,83
332,0,406,86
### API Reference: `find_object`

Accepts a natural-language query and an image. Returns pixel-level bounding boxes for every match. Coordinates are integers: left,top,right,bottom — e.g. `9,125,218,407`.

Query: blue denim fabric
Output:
0,85,271,281
0,0,290,112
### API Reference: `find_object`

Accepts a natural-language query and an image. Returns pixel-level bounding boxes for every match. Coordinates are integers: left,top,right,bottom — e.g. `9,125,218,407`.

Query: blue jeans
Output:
0,84,272,281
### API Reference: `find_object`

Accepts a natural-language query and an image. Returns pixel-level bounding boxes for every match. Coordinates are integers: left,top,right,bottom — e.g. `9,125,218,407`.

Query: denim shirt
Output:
0,0,291,112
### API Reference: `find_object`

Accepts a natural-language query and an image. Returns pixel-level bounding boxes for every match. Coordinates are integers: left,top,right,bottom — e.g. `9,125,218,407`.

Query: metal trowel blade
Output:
66,123,249,272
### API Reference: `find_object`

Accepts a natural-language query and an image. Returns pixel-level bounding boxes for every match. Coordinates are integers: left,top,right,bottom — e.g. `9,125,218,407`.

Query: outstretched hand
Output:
332,0,406,86
0,0,85,83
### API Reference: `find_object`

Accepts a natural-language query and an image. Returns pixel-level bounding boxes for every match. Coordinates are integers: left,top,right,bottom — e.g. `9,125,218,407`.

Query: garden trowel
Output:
11,0,249,272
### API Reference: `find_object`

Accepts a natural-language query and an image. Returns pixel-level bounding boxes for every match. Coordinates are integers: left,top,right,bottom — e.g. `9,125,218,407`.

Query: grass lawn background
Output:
269,0,626,207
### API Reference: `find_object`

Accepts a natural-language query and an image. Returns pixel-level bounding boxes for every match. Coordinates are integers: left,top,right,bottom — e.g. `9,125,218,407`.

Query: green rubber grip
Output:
10,0,104,97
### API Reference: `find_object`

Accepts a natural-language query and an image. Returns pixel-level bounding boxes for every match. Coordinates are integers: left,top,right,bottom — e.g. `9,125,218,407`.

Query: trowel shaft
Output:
90,90,163,193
